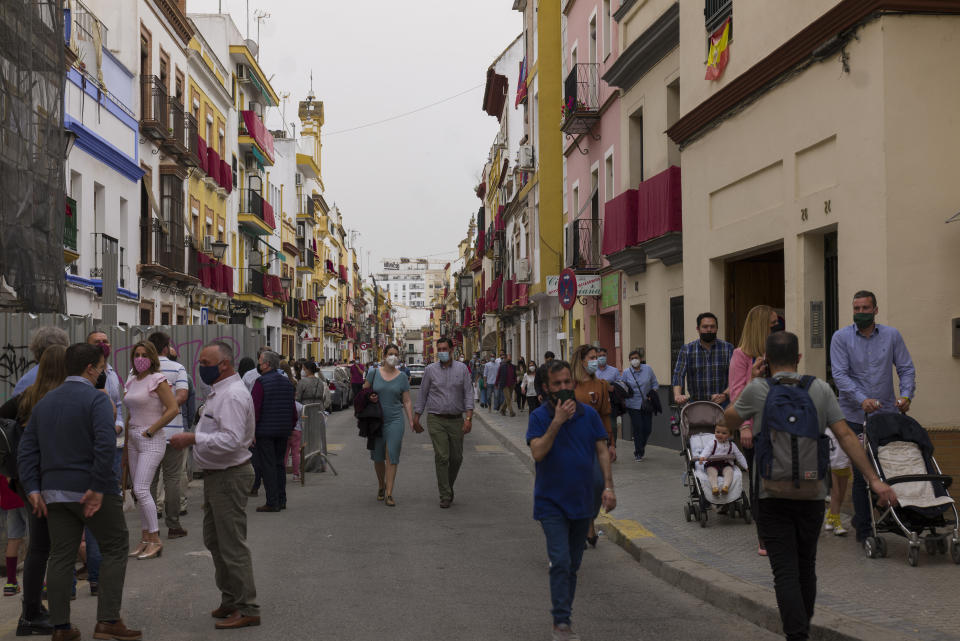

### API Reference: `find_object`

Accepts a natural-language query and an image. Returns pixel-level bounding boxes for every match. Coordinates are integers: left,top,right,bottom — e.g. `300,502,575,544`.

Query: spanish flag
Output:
705,18,731,81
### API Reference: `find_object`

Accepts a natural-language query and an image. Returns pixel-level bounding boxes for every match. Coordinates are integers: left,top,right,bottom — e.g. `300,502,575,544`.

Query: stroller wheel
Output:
684,504,692,522
950,539,960,565
699,509,708,528
907,544,920,567
864,537,879,559
875,536,887,558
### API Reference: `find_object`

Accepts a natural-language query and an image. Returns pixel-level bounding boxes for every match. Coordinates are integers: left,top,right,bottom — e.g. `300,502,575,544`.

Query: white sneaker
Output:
832,520,848,536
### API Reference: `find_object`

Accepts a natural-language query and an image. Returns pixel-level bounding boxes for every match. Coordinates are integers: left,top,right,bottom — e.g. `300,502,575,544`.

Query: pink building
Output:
561,0,622,363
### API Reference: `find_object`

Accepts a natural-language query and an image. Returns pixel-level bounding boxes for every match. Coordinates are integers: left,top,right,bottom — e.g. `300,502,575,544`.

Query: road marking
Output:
475,444,505,452
421,444,435,450
598,515,655,539
327,443,345,451
186,550,213,558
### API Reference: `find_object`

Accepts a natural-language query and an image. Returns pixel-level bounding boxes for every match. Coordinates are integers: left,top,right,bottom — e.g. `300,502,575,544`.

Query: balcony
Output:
139,218,187,280
561,64,600,135
602,165,682,274
235,268,276,307
162,97,186,156
182,113,200,167
297,194,316,223
705,0,732,32
238,190,275,235
238,110,275,165
140,75,168,141
195,250,234,296
566,218,603,272
64,196,79,263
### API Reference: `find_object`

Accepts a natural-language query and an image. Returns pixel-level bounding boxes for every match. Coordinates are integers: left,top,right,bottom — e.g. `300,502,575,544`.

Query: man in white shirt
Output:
483,355,500,412
170,340,260,630
147,332,189,539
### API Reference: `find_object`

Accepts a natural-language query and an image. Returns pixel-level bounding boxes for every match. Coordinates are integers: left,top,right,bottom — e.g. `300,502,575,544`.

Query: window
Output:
232,155,238,186
667,80,680,168
604,152,614,201
175,69,184,100
589,15,598,65
705,0,732,32
629,108,644,185
603,0,612,59
572,184,579,217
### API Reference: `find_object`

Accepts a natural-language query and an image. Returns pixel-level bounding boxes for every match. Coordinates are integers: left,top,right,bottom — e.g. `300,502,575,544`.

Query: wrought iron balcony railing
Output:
561,63,600,135
705,0,732,32
566,218,603,272
140,75,168,140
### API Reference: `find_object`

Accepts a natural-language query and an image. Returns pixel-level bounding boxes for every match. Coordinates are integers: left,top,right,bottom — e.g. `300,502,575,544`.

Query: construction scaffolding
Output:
0,0,67,312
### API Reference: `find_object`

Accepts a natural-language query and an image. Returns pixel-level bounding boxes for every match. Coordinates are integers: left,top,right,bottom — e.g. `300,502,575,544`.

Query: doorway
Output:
597,312,615,358
724,247,785,346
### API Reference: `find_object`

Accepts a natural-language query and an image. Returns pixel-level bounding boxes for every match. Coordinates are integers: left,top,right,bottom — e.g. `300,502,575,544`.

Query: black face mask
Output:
772,318,785,333
95,370,107,389
700,332,717,344
256,364,264,375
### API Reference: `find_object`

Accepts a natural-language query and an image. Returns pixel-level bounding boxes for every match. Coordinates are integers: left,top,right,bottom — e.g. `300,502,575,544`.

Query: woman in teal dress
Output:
364,344,418,506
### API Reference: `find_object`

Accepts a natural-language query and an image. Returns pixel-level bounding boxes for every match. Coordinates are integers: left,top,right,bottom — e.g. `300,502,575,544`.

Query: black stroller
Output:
862,413,959,566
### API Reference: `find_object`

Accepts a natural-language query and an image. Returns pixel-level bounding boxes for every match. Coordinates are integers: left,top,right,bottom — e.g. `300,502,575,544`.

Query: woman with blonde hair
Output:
728,304,779,556
571,344,614,548
123,341,179,560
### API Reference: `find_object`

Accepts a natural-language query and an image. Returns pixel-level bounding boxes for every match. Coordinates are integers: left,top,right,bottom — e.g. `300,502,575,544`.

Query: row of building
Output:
0,0,397,361
428,0,960,444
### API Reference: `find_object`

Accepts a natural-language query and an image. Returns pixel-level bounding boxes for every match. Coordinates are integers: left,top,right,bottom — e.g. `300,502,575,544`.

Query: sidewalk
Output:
474,404,960,641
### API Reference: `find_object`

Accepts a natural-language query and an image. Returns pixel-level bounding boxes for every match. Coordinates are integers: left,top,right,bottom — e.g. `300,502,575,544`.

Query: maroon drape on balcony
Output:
207,148,221,185
220,159,232,193
262,200,276,229
339,265,347,281
495,206,506,231
517,284,529,307
241,111,276,163
637,165,682,243
197,135,208,173
602,189,639,255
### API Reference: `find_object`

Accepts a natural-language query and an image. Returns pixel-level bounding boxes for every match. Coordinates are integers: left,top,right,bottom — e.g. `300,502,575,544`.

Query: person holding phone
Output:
526,359,616,641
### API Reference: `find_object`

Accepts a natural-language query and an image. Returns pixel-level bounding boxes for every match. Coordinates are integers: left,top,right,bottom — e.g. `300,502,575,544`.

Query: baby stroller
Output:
862,413,958,566
680,401,751,527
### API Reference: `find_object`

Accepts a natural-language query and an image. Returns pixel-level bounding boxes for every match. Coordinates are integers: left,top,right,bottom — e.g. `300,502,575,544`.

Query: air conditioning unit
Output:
203,235,215,252
295,174,302,186
236,64,247,81
245,153,257,171
517,144,534,170
516,258,531,282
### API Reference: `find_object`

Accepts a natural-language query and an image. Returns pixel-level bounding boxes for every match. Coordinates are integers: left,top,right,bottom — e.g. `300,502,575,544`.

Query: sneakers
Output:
634,455,644,462
4,582,20,596
825,512,848,536
89,581,99,596
552,623,581,641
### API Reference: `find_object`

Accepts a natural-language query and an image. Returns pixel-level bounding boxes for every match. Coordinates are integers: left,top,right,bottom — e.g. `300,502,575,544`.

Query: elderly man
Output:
250,351,298,513
413,337,474,508
12,326,69,395
170,341,260,629
19,343,140,641
483,354,499,412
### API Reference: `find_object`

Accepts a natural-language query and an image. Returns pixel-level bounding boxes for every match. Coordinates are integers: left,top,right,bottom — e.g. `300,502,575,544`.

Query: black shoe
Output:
16,613,53,636
586,535,598,548
89,581,98,596
280,502,287,510
179,509,188,516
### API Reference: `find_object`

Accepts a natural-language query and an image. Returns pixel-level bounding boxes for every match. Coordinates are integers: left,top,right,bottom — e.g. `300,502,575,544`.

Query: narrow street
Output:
0,391,779,641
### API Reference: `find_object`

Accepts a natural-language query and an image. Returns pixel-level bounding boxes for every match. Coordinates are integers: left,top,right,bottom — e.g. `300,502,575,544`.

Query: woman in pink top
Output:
123,341,179,560
728,304,778,556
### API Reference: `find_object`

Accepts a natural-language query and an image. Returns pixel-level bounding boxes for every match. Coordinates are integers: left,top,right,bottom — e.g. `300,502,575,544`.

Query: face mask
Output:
772,318,785,333
700,332,717,343
301,370,309,378
386,355,399,367
95,370,107,389
853,312,875,330
198,364,221,386
586,359,598,374
597,356,607,366
630,358,641,368
256,364,264,374
529,366,535,373
98,343,111,359
133,357,151,373
438,351,450,363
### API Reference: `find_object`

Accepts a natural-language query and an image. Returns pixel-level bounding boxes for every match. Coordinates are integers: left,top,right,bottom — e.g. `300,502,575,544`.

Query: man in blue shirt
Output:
830,290,916,542
526,360,616,641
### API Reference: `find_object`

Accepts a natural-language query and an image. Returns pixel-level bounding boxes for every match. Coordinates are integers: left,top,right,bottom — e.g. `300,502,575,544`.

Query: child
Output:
0,475,26,596
698,424,748,495
824,427,850,536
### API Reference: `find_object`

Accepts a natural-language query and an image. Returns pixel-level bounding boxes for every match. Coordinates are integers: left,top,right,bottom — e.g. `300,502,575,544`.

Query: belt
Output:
201,462,249,477
430,413,463,419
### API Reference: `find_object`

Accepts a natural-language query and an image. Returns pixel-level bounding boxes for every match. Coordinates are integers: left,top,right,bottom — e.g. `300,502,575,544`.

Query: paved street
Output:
0,391,782,641
476,404,960,641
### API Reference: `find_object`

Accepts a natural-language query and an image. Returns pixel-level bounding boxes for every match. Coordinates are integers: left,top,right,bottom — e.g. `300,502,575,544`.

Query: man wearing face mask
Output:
672,312,734,406
413,337,474,508
169,341,260,629
496,354,517,417
86,331,125,475
830,290,915,544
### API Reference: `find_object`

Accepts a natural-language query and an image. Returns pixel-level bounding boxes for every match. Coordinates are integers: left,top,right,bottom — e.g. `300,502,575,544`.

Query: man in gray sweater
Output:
18,343,142,641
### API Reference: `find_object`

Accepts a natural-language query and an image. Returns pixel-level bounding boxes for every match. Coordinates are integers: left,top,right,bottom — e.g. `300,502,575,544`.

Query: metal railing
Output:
563,63,600,116
569,218,603,271
705,0,732,32
242,267,265,297
140,75,168,138
300,403,337,477
166,96,186,152
183,112,200,166
239,189,265,218
140,217,185,273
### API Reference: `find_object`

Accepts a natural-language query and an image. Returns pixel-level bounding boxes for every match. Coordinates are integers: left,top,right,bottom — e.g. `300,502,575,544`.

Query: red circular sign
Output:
359,342,369,350
558,268,578,311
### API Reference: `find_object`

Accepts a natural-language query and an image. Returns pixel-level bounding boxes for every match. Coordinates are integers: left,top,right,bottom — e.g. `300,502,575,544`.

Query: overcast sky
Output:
188,0,520,274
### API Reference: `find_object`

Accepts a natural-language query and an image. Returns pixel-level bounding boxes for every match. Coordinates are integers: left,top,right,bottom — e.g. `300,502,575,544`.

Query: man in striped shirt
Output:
147,332,190,539
672,312,734,405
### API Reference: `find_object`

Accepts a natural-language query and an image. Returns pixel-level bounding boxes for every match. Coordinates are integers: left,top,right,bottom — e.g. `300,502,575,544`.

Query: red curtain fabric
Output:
241,110,276,163
207,148,220,185
636,165,682,244
602,189,639,255
197,135,208,173
220,159,232,193
262,200,276,229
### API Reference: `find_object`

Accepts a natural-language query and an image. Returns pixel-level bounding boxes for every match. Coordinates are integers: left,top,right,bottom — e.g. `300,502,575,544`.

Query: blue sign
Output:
558,268,578,311
200,306,209,325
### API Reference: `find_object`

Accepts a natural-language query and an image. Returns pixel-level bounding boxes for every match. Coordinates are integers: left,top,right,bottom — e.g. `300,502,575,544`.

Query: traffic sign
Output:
558,268,578,310
360,342,369,350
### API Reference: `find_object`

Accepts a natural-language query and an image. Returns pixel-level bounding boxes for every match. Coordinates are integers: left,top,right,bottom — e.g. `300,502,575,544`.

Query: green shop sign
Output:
601,273,620,309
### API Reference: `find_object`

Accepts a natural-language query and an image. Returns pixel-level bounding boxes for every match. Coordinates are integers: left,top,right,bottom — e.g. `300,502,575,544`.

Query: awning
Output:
249,146,266,170
142,175,161,217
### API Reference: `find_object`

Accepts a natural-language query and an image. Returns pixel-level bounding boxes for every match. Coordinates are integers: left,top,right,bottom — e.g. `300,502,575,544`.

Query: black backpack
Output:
0,417,23,480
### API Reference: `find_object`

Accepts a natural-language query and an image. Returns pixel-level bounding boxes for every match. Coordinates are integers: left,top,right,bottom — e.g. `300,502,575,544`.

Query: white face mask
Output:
386,355,399,367
630,359,641,368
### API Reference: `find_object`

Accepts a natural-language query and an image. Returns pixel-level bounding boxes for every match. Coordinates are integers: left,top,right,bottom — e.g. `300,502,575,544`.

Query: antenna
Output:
307,70,315,101
254,10,271,60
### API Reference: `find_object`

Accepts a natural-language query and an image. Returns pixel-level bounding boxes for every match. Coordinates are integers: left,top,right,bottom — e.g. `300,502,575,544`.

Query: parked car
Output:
320,366,353,410
407,364,425,386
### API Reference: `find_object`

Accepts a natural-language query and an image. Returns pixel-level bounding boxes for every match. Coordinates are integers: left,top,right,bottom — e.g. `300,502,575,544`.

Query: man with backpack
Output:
724,331,897,641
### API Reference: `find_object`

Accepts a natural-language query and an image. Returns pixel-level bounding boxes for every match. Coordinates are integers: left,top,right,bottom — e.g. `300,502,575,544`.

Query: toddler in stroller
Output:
698,424,748,495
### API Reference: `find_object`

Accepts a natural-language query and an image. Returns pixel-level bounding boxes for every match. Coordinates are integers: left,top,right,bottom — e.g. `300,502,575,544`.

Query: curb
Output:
474,412,918,641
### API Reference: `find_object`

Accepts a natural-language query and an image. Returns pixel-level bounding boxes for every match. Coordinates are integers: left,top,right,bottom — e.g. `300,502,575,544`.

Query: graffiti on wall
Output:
0,344,35,391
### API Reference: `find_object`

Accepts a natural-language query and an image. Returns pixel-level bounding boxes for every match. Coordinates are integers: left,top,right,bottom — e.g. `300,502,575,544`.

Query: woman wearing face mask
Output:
619,349,660,462
123,341,179,560
572,344,615,548
727,304,777,556
362,344,416,506
521,361,539,412
296,361,330,411
515,357,527,411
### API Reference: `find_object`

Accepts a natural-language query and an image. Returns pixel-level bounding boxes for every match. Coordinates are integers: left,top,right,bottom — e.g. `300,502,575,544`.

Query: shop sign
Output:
546,274,601,296
601,273,620,309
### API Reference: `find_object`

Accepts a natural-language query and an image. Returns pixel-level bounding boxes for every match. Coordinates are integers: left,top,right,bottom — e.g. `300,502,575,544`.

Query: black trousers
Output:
22,507,51,620
254,436,289,507
757,499,825,641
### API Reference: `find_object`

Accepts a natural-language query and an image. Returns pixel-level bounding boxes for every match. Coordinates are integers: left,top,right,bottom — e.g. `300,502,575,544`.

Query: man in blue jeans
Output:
830,290,915,543
526,360,616,641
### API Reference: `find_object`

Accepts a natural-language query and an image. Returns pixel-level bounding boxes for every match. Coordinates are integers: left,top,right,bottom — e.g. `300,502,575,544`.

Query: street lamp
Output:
63,128,77,159
458,272,473,305
211,240,228,261
280,275,293,290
